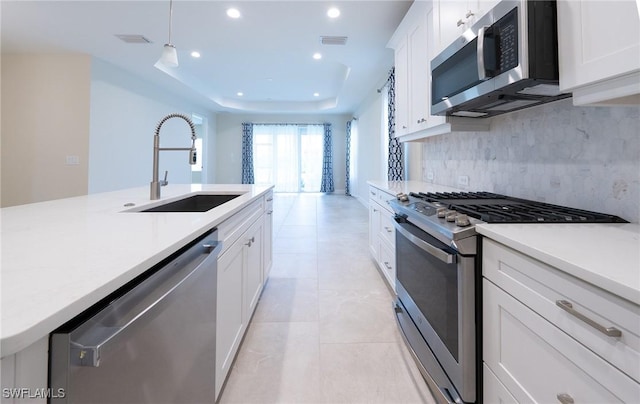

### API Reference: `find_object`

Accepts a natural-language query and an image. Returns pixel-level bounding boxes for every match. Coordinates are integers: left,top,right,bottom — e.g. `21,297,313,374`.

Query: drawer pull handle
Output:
556,300,622,338
557,393,574,404
384,226,393,233
383,261,392,270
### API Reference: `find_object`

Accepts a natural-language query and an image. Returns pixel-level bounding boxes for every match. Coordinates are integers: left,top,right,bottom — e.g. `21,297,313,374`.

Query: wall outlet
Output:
427,171,434,181
65,155,80,165
458,175,470,187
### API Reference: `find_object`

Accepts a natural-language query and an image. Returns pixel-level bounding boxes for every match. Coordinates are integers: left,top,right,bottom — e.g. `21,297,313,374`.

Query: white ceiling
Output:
1,0,412,115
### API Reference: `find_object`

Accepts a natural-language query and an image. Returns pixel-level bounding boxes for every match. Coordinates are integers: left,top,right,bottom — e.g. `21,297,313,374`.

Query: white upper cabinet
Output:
388,0,489,142
432,0,500,54
557,0,640,105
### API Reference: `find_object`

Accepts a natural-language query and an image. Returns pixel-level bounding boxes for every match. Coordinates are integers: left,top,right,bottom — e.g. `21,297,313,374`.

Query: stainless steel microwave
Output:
431,0,571,118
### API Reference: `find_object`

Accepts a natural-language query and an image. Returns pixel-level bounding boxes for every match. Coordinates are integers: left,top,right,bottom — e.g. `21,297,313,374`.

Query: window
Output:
253,124,324,192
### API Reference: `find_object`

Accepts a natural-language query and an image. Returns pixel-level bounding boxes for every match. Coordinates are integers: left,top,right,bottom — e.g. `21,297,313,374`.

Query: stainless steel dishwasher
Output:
49,228,221,403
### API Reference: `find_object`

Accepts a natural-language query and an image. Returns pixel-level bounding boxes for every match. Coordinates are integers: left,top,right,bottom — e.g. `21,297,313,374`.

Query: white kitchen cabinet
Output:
263,192,273,281
0,337,49,404
368,185,396,291
215,235,245,399
483,363,518,404
557,0,640,105
215,197,270,400
388,1,489,142
244,218,264,321
432,0,499,54
483,239,640,403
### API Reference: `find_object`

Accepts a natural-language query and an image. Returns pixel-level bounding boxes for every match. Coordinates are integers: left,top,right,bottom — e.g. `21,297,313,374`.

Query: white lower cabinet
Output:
215,235,245,399
244,218,264,321
483,239,640,403
483,363,517,404
368,186,396,291
263,192,274,281
214,196,270,400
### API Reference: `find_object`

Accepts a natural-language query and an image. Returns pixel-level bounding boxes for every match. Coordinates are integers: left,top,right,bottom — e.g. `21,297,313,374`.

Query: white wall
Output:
89,59,217,194
421,98,640,223
1,54,91,207
352,90,386,205
215,113,350,192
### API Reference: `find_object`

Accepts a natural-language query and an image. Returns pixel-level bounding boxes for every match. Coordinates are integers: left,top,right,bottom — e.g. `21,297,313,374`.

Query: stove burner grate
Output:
411,192,627,223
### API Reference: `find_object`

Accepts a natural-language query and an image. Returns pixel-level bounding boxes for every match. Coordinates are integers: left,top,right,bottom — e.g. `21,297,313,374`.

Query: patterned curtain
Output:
320,123,335,193
241,122,254,184
345,120,352,196
387,67,404,181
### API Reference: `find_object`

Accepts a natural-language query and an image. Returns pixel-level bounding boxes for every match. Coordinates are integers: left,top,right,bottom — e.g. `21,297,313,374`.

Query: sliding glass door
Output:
253,124,323,192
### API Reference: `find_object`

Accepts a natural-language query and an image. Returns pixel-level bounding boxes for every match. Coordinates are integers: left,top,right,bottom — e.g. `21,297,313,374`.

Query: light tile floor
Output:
219,193,436,404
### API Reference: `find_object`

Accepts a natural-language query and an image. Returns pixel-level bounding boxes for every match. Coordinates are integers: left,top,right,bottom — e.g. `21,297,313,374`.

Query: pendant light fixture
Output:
157,0,178,67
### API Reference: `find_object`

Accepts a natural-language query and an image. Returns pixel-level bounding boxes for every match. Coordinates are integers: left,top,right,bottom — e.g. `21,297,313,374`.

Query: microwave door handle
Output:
477,26,488,81
393,221,456,264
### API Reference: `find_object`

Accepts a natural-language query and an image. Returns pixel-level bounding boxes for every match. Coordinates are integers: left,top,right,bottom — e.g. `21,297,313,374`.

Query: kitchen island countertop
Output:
1,184,273,357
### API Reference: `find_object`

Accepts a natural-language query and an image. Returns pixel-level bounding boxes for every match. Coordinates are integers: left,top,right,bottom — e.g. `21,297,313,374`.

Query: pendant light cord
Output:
167,0,173,45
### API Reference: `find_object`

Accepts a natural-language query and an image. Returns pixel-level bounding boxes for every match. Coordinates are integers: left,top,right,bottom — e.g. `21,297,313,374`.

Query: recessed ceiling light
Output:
313,52,322,60
313,92,320,97
327,7,340,18
191,51,201,58
227,8,241,18
237,92,244,96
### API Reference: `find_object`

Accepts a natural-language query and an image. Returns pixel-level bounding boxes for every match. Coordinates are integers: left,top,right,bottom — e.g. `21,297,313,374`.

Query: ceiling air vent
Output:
320,36,348,46
115,34,152,44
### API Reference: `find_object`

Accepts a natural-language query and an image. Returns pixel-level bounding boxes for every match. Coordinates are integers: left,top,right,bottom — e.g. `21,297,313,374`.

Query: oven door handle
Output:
393,220,456,264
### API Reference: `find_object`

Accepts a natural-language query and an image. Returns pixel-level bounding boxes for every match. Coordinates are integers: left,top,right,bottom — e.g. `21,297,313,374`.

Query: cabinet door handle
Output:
383,261,392,270
384,226,393,233
417,118,426,124
457,19,464,27
556,300,622,337
557,393,574,404
465,10,474,19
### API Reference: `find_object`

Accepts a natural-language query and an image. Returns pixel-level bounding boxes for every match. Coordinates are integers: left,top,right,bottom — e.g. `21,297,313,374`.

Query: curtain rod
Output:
377,67,394,93
247,123,329,126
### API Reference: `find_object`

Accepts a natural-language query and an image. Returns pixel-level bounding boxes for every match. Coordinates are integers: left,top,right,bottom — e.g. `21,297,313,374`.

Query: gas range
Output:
388,191,628,244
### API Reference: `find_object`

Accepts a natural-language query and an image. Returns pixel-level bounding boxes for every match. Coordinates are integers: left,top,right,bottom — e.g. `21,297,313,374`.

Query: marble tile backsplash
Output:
421,98,640,223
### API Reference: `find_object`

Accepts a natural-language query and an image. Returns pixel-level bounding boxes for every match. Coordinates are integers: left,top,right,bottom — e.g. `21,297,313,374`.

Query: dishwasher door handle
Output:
70,238,221,367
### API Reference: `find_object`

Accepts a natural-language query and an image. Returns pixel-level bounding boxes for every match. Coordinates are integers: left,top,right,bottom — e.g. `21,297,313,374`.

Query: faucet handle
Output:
161,170,169,186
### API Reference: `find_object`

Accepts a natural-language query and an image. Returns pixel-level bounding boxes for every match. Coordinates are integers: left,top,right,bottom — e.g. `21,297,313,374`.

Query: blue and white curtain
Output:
320,123,335,193
387,67,404,181
345,120,352,196
241,122,254,184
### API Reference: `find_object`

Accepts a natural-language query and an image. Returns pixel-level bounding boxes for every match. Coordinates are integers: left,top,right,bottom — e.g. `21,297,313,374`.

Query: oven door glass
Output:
395,219,459,361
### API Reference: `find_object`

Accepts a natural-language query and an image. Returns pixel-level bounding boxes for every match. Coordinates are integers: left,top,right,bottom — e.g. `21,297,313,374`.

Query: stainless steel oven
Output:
392,213,480,404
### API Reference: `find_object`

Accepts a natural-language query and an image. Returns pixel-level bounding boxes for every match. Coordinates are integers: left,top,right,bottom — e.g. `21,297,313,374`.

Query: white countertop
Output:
1,184,273,357
368,180,640,304
477,223,640,304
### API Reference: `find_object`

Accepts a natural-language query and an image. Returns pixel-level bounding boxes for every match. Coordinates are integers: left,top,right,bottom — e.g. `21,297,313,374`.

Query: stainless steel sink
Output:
140,194,243,212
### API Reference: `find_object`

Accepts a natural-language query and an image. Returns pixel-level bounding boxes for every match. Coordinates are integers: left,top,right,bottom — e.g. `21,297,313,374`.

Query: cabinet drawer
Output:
483,239,640,382
379,208,396,247
484,280,639,403
377,190,395,211
217,198,263,255
483,363,517,404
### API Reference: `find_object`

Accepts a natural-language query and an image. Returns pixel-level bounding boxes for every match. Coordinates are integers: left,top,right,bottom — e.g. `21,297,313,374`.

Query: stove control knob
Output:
446,212,457,222
396,193,409,202
455,214,471,227
436,208,447,218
